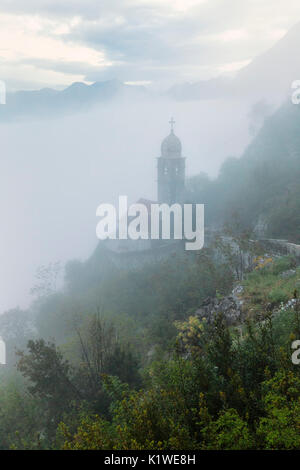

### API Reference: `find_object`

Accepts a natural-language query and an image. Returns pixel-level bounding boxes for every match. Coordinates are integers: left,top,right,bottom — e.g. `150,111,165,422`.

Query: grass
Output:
242,256,299,317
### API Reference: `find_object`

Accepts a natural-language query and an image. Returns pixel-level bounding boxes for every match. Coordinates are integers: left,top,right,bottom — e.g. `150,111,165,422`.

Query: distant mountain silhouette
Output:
168,22,300,103
3,22,300,120
0,79,147,121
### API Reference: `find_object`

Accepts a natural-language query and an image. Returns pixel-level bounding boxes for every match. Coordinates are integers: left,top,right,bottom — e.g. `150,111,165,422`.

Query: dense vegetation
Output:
0,249,299,450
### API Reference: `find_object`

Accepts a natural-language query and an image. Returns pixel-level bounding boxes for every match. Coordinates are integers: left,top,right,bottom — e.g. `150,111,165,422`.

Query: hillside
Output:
169,21,300,102
187,98,300,242
1,64,300,451
0,80,147,121
1,244,300,449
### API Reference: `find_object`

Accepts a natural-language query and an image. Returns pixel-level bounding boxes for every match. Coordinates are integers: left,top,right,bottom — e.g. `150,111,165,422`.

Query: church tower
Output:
157,118,185,204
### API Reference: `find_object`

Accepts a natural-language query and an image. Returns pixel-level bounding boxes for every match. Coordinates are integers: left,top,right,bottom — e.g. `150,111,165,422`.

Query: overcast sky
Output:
1,0,300,90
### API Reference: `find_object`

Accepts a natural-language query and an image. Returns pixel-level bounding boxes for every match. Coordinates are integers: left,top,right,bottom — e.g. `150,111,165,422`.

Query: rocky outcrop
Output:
279,269,296,279
195,285,244,326
258,239,300,259
254,215,268,238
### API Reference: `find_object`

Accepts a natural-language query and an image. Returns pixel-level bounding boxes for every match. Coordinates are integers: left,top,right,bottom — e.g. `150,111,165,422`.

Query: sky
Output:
1,0,300,90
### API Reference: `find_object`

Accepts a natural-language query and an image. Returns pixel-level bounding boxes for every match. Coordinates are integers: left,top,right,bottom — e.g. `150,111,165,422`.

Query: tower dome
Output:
157,118,186,204
161,118,182,158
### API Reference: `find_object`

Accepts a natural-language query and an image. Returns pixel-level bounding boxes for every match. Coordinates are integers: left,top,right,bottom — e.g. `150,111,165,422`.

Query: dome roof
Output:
161,130,182,158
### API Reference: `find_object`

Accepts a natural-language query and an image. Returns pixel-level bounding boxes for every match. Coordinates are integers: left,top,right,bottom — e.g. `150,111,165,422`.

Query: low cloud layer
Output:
0,93,252,312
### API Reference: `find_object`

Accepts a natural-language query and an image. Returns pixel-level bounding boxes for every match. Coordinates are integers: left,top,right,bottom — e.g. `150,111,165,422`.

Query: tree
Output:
17,339,81,439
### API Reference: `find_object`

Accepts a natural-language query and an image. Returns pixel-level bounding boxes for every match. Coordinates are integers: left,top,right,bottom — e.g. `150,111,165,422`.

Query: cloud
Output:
0,0,300,89
0,12,110,89
0,1,206,19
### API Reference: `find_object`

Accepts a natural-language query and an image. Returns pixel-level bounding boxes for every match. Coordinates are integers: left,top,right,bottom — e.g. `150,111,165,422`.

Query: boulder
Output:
195,285,244,326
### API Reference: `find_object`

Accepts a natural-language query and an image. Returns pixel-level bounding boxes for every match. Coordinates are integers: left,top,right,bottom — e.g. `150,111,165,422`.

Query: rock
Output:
280,269,296,279
195,289,244,326
232,285,244,295
274,297,298,315
254,215,268,238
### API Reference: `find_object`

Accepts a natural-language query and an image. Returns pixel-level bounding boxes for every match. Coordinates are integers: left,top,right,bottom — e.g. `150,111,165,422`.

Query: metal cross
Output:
169,117,175,131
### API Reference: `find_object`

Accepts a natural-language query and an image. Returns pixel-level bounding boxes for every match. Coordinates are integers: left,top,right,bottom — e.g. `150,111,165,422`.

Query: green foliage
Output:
257,371,300,449
59,295,300,450
16,339,81,441
58,415,116,450
268,288,289,305
0,374,45,449
2,246,300,450
243,259,300,315
271,256,297,275
201,409,255,450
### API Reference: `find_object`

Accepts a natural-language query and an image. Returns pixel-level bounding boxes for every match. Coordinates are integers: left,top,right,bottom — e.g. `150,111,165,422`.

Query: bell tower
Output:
157,118,185,204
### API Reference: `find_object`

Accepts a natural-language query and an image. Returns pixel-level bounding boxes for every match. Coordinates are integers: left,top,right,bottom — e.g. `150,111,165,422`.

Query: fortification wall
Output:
258,239,300,260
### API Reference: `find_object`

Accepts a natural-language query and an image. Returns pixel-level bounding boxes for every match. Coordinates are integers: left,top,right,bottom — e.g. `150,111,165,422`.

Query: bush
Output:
257,371,300,449
271,257,296,275
201,409,255,450
268,288,289,305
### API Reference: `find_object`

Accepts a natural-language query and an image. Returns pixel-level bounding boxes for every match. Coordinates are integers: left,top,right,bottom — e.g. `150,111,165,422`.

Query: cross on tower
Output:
169,117,175,132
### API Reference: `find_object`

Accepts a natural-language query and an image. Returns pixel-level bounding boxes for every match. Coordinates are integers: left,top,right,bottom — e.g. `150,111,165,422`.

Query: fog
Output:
2,1,300,453
1,5,300,314
0,92,258,312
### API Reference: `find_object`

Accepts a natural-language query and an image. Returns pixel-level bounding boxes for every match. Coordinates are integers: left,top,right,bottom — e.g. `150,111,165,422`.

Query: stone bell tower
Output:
157,118,185,204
